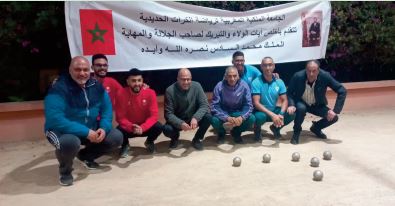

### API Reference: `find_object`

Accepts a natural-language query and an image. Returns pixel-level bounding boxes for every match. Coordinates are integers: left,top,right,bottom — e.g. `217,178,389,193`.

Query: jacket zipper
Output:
82,88,90,123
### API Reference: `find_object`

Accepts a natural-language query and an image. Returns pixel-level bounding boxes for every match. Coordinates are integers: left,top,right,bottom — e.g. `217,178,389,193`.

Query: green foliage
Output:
326,2,395,81
0,2,68,102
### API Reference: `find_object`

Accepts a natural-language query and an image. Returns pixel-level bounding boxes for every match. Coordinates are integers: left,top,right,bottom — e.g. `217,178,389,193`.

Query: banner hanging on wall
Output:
65,1,331,71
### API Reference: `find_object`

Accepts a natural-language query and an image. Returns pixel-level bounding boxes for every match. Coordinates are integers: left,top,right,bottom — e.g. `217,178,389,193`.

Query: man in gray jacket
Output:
163,68,212,150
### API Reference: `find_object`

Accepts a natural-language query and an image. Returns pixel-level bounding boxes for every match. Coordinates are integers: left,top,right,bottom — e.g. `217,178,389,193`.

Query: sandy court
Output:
1,105,395,205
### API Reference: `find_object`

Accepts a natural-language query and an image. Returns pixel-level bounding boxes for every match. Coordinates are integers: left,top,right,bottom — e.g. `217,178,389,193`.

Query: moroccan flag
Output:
79,9,116,55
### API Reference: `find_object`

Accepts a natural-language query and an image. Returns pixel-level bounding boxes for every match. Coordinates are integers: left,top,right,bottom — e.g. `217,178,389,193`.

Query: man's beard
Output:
132,86,141,93
95,70,107,78
71,76,88,86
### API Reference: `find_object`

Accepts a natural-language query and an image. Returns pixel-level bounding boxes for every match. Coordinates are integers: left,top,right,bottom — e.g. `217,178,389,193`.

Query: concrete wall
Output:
1,80,394,143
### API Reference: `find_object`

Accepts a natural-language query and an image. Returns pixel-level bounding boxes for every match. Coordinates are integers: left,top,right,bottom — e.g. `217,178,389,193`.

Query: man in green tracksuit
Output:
163,68,212,151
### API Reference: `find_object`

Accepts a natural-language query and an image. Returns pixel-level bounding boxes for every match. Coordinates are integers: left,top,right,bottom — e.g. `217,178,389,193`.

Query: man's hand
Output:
87,129,99,143
190,118,198,129
287,106,296,115
273,73,280,79
96,128,106,143
181,122,192,131
327,109,337,121
226,117,237,127
142,83,150,89
271,114,284,128
234,116,243,127
132,124,143,135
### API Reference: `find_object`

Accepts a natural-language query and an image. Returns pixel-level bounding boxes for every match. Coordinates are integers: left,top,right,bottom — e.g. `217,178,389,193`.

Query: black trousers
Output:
117,121,163,147
162,113,212,141
293,101,338,133
46,129,123,175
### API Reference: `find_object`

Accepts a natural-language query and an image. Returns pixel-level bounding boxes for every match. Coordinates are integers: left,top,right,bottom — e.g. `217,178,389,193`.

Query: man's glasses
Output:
93,64,109,68
261,63,274,67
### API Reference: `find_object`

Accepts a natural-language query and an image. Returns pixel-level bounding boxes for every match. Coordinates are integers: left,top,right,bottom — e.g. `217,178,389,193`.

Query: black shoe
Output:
192,139,204,150
217,134,225,144
77,154,100,170
169,138,179,149
290,132,300,145
144,141,155,153
270,125,282,139
59,173,73,186
119,144,130,158
310,125,327,139
233,137,245,144
253,127,262,141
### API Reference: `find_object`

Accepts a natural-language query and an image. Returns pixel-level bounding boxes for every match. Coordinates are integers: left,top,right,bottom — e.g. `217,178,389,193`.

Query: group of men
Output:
44,51,347,186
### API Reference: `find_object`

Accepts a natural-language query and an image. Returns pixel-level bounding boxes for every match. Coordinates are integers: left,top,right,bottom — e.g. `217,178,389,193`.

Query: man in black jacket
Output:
309,17,320,46
287,60,347,144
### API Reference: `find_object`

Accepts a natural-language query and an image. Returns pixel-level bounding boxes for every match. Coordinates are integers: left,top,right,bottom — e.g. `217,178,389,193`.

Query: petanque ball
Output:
323,151,332,160
262,153,271,163
292,152,300,162
313,170,324,181
310,157,320,167
233,157,241,167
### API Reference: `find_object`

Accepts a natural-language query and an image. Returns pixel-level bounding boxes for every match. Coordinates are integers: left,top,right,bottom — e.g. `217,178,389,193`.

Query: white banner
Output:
65,1,331,71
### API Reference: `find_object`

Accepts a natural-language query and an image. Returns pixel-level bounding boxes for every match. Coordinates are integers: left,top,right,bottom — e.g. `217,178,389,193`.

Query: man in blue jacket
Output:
44,56,123,186
287,60,347,144
211,66,255,144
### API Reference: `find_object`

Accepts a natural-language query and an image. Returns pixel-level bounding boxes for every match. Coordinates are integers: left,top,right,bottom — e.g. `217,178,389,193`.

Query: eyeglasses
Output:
93,64,109,68
261,63,274,67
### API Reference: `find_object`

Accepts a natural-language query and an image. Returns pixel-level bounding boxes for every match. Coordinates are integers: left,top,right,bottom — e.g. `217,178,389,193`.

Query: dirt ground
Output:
1,89,395,205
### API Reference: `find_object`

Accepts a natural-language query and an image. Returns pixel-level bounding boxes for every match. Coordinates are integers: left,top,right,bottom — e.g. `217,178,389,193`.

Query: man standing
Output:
115,68,163,157
211,66,255,144
91,53,122,107
163,68,211,150
252,57,295,141
309,17,321,46
231,51,261,88
287,60,347,144
44,56,123,186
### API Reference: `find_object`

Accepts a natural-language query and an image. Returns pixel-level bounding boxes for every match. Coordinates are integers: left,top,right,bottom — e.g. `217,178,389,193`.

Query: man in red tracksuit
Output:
91,54,123,107
115,68,163,157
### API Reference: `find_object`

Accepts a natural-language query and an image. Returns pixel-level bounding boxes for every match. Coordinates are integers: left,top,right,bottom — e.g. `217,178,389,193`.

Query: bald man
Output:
44,56,122,186
163,68,211,150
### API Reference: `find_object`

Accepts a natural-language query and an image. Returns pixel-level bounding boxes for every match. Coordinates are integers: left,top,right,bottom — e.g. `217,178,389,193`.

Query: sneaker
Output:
270,125,282,139
310,124,327,139
59,173,73,186
144,141,155,154
169,138,179,149
192,139,204,151
290,132,300,145
119,145,130,158
82,160,100,170
77,154,100,170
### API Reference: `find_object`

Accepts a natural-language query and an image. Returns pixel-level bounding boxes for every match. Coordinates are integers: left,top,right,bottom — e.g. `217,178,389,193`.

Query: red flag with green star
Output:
79,9,116,55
